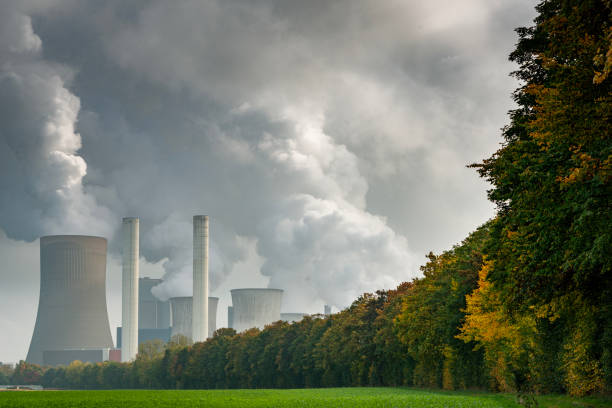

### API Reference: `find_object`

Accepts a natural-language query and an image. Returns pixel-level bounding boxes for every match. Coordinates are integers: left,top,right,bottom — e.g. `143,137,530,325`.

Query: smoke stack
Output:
122,217,139,362
192,215,209,342
26,236,114,365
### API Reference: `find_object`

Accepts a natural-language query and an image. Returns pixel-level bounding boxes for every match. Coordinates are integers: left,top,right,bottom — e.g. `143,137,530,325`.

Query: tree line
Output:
6,0,611,396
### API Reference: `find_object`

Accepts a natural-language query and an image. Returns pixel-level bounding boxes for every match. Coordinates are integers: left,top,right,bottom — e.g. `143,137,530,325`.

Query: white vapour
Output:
0,6,112,241
0,0,532,315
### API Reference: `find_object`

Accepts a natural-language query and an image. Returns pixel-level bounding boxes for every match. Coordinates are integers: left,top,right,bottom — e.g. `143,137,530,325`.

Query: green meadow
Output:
0,388,610,408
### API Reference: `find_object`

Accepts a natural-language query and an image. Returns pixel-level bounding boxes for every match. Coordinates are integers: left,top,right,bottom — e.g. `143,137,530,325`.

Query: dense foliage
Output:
8,0,611,397
471,0,611,396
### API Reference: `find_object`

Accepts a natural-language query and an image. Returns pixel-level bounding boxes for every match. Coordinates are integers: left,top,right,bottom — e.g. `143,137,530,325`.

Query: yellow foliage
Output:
458,260,536,391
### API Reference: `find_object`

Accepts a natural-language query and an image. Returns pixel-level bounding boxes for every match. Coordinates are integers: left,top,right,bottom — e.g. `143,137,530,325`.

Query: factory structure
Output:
25,215,317,367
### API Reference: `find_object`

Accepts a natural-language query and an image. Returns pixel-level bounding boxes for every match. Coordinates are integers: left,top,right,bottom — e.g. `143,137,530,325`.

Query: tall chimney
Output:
192,215,209,342
122,217,139,361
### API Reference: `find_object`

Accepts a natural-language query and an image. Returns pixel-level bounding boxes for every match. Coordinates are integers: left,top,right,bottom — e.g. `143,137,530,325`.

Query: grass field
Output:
0,387,610,408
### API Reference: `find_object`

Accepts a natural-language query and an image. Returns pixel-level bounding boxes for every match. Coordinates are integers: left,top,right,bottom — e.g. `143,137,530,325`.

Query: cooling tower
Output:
170,296,218,340
281,313,307,323
26,236,114,365
208,297,219,338
192,215,209,342
230,289,283,332
122,217,139,362
324,305,331,315
170,296,192,340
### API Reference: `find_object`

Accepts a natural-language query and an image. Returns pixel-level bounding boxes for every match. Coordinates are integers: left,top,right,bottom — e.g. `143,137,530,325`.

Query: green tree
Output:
472,0,612,395
396,227,488,389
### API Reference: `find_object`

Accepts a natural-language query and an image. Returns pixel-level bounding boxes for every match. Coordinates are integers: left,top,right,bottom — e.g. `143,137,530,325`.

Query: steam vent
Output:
26,236,114,365
230,288,283,332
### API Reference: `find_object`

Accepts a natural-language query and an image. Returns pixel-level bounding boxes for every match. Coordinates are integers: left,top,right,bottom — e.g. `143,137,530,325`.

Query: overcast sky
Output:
0,0,537,363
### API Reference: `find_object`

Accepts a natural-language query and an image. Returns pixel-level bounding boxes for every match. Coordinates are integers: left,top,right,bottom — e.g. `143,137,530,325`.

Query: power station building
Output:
230,288,283,332
26,235,114,366
139,278,171,329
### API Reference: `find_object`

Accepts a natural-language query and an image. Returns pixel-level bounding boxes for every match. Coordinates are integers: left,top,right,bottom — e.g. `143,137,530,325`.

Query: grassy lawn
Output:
0,387,610,408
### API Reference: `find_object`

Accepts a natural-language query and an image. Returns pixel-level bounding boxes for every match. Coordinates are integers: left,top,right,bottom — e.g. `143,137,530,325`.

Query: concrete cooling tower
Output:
230,289,283,332
170,296,218,341
26,236,114,365
170,296,192,340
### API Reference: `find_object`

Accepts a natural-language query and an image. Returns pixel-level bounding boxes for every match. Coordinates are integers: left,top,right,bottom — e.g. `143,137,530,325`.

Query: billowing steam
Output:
0,4,113,241
0,0,526,318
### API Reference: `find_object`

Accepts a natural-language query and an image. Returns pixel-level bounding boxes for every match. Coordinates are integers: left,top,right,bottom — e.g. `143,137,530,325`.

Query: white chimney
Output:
122,217,139,361
192,215,209,342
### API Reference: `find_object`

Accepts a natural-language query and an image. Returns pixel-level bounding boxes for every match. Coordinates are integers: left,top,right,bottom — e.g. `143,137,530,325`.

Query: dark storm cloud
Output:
0,0,538,361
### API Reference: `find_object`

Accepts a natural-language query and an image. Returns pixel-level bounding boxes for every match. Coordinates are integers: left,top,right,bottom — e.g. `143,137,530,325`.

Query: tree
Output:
395,226,488,389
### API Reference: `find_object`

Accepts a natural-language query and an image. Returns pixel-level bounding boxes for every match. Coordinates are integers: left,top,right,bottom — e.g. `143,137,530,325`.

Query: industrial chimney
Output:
26,236,114,365
122,217,139,361
192,215,209,342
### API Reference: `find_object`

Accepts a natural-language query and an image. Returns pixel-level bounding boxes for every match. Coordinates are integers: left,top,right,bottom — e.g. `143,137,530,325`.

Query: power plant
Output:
24,214,322,366
26,236,114,366
230,288,283,332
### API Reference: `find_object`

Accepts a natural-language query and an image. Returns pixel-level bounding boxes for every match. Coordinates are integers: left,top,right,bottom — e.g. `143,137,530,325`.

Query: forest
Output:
7,0,611,397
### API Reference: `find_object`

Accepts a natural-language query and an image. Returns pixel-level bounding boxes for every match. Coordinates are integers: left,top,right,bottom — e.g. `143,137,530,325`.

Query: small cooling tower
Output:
170,296,192,340
170,296,218,340
230,288,283,332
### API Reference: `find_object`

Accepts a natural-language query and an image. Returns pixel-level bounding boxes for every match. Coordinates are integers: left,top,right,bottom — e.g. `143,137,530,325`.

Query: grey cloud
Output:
0,0,539,362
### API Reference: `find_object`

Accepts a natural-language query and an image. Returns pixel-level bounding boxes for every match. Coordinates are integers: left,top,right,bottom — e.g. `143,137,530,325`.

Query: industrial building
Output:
139,277,170,329
26,235,115,366
230,288,283,332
